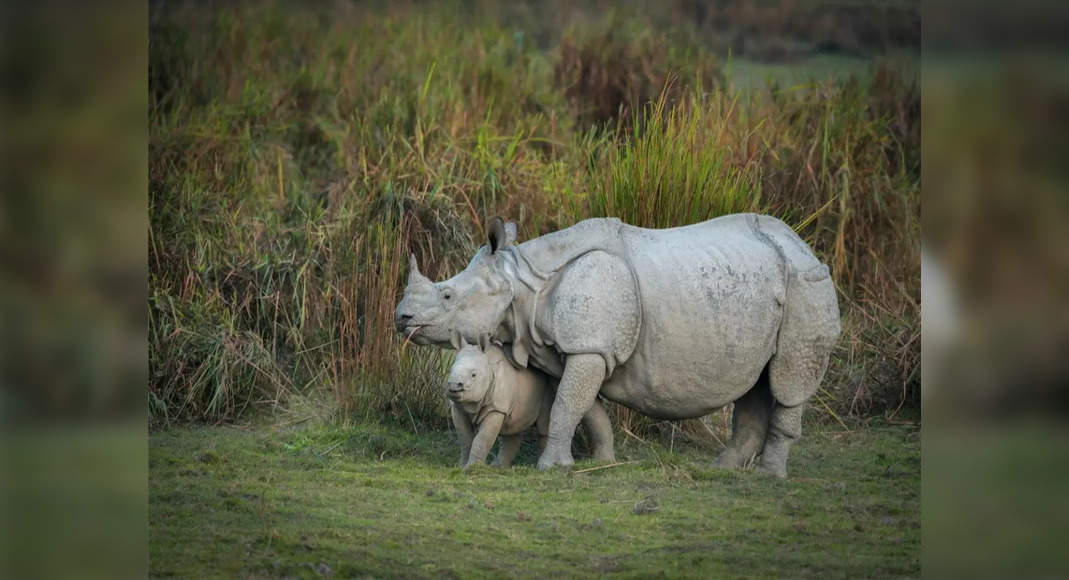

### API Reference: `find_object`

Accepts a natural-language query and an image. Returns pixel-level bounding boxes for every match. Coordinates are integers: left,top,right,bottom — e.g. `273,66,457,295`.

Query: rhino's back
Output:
601,214,796,418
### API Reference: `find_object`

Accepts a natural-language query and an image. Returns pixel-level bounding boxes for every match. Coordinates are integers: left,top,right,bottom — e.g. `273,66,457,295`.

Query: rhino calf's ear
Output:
478,333,490,353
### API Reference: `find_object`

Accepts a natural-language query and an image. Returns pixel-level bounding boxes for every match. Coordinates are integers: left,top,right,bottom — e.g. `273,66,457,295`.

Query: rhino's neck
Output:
491,276,537,370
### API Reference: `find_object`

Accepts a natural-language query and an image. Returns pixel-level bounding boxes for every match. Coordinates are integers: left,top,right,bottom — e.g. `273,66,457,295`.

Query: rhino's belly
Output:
599,373,731,419
599,349,770,420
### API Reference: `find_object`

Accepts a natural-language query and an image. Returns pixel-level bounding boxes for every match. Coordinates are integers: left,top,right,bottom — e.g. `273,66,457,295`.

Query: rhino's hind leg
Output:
492,435,522,467
581,399,616,462
759,264,840,477
714,373,774,469
756,403,803,478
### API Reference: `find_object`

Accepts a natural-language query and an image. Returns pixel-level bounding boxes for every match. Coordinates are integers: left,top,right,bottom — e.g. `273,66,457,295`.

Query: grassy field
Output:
150,417,919,578
148,2,920,575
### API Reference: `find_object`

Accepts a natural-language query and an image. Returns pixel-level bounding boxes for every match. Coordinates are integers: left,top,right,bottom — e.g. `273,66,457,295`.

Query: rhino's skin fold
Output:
397,213,840,477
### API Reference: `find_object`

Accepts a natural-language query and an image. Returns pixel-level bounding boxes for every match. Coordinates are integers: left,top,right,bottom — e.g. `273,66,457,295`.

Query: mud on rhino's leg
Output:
581,399,616,462
756,402,804,478
492,434,523,467
538,353,605,470
714,372,774,469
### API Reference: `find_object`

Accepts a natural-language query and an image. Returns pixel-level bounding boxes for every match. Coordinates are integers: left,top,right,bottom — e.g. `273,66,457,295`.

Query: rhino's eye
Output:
443,292,451,300
470,372,476,378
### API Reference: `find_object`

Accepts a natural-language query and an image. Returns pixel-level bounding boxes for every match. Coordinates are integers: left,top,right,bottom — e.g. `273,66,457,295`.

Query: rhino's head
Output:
444,335,493,403
394,218,517,348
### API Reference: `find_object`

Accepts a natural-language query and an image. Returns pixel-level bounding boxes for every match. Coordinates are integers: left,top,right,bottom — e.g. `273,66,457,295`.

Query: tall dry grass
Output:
149,1,919,436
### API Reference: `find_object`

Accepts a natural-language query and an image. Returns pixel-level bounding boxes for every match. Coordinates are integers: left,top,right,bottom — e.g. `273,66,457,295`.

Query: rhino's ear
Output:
477,333,490,353
488,217,516,253
449,330,466,350
504,222,517,245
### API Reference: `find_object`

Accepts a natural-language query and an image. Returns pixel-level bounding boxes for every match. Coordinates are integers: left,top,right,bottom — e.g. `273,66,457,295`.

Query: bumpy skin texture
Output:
398,213,840,477
446,342,615,468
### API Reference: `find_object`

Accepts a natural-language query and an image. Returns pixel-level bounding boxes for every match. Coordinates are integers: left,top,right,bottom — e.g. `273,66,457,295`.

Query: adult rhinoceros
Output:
395,213,840,477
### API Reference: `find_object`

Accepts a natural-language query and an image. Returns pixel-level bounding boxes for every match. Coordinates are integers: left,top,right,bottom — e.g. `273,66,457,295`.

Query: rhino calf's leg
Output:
538,354,605,470
465,412,506,469
581,399,616,462
492,434,522,467
452,404,475,467
756,402,804,478
714,374,774,469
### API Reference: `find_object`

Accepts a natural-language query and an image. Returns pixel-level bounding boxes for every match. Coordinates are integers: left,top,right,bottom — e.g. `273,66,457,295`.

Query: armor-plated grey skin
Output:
397,213,840,477
446,337,555,469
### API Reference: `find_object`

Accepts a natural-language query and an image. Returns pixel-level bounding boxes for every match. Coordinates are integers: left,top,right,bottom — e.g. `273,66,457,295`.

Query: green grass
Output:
150,420,919,578
4,425,147,579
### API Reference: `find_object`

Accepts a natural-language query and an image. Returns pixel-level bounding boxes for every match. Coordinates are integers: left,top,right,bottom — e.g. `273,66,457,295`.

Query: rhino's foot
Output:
754,403,801,479
462,459,487,472
591,445,616,463
713,448,745,469
755,459,788,479
536,446,575,471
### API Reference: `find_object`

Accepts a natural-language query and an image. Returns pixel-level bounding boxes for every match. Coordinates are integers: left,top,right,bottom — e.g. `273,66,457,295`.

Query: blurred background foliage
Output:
148,0,920,437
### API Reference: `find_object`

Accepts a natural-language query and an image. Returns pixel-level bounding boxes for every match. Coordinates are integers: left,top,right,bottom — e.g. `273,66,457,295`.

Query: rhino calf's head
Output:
395,218,518,348
444,335,494,403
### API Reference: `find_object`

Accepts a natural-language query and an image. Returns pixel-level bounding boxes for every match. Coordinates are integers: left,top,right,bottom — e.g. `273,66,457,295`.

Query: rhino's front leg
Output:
538,354,605,470
451,403,474,467
465,412,505,469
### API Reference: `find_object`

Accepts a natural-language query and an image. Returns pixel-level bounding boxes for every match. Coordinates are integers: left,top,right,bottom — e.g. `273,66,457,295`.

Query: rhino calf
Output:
445,336,554,469
445,335,616,468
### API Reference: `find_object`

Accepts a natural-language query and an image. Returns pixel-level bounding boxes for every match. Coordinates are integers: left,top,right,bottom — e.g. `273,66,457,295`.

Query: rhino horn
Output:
408,253,433,287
